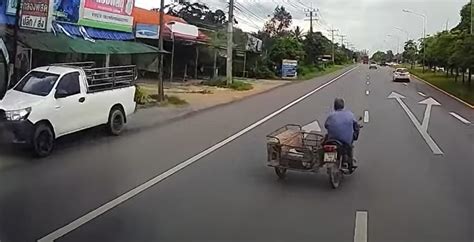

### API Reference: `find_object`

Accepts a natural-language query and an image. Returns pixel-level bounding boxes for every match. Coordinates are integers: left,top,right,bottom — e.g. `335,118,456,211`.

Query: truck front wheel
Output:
108,107,125,136
32,123,55,157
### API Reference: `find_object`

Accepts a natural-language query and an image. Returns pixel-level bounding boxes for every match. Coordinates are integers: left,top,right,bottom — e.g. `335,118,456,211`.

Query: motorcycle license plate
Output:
324,152,337,162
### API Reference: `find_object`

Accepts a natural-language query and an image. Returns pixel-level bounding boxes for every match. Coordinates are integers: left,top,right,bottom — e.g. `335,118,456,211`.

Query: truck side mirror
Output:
55,89,69,99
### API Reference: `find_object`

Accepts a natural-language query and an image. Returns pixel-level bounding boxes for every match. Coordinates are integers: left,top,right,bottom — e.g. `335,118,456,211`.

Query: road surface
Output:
0,65,472,242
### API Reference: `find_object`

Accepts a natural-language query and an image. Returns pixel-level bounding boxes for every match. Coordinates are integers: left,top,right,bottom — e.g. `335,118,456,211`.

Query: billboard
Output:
19,0,51,31
136,24,159,39
5,0,17,15
281,59,298,79
79,0,134,32
53,0,81,23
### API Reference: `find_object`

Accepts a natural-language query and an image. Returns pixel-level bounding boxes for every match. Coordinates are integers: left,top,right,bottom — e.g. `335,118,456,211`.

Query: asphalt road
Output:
0,64,472,242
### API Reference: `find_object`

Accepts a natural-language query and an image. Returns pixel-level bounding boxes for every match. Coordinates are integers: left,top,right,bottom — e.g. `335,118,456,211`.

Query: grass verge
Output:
201,79,253,91
299,64,350,80
405,66,474,105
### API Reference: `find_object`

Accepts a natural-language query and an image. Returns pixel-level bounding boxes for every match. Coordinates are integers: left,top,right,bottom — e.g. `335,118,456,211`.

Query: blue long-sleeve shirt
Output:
324,110,356,144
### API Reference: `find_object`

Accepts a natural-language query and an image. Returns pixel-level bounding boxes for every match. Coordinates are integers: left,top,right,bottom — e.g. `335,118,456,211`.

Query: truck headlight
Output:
5,107,32,121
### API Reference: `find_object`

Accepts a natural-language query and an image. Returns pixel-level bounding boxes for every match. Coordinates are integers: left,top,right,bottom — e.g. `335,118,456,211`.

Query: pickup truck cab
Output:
0,63,136,157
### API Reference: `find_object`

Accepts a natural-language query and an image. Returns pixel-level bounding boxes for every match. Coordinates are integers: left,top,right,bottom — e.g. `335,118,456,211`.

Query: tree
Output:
303,32,331,64
371,51,386,63
403,40,418,68
165,1,227,29
385,50,394,62
291,26,303,41
263,6,292,37
452,2,472,32
269,37,304,65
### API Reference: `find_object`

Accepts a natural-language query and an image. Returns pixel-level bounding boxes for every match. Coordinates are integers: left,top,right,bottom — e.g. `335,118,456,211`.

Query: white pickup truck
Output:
0,63,136,157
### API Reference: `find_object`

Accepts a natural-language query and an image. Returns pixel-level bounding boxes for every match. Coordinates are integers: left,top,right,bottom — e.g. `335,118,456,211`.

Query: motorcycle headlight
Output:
5,107,32,121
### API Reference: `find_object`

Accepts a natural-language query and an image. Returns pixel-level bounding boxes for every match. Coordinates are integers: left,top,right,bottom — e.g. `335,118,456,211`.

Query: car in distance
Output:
369,63,377,69
393,68,411,82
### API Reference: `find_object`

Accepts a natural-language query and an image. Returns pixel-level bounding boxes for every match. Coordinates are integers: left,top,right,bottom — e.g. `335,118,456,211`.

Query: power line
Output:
235,2,267,22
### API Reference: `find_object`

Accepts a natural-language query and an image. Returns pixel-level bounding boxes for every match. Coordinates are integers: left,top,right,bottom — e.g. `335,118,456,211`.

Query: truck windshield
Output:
14,71,59,96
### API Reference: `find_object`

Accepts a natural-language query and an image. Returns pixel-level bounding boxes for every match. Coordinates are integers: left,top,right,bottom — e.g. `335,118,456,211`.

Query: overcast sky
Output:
135,0,468,54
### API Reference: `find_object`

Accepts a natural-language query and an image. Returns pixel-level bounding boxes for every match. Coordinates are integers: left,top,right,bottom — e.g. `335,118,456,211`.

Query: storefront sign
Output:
53,0,81,23
79,0,134,32
136,24,159,39
20,0,50,31
281,59,298,79
5,0,17,15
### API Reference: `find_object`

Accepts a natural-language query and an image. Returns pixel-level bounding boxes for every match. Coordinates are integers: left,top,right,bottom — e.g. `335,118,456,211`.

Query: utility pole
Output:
471,0,473,35
157,0,165,102
339,34,346,47
304,8,317,33
226,0,234,85
12,0,22,84
328,28,338,64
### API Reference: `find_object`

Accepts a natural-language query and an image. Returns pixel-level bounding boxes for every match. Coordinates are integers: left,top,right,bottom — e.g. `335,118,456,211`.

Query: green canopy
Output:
19,32,160,55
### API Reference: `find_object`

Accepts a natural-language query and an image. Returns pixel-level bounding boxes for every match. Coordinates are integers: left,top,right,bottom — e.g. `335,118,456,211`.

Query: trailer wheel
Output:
275,167,287,179
108,106,125,136
32,123,55,157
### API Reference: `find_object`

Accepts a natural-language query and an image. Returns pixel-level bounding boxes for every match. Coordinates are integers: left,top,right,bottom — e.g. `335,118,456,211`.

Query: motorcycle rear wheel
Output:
329,169,342,189
275,167,287,179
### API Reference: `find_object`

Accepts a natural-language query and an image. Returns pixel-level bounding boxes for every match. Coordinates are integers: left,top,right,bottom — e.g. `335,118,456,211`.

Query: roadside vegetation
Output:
134,85,188,106
201,78,253,91
372,1,473,105
405,66,474,105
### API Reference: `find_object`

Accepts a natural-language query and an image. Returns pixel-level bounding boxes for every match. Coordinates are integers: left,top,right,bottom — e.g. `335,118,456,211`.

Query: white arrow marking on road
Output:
388,92,443,155
419,97,441,131
417,92,426,97
449,112,471,124
302,120,321,132
354,211,368,242
363,111,369,123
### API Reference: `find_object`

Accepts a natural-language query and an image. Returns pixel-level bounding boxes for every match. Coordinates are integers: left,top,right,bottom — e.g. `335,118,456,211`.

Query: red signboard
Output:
20,0,50,31
84,0,134,16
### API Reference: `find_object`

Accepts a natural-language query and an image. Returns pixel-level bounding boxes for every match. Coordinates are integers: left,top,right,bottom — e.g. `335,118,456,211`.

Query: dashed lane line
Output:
449,112,471,125
354,211,368,242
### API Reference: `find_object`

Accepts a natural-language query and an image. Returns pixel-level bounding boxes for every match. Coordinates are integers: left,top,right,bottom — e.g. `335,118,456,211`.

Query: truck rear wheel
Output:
108,107,125,136
32,123,54,157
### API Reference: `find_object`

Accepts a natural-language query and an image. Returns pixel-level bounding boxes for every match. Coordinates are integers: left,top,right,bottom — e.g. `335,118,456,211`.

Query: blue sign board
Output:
281,59,298,79
53,0,81,23
136,24,159,39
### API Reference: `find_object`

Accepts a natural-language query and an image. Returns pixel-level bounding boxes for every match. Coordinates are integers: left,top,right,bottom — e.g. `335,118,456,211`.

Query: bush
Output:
201,78,253,91
166,95,188,105
134,85,154,105
229,80,253,91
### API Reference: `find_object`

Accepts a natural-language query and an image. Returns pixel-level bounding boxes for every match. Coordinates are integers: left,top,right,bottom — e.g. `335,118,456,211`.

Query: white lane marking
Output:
403,83,408,86
366,81,370,85
37,68,359,242
302,120,321,132
449,112,471,124
365,90,370,96
363,111,369,123
417,92,426,97
388,92,443,155
419,97,441,131
354,211,368,242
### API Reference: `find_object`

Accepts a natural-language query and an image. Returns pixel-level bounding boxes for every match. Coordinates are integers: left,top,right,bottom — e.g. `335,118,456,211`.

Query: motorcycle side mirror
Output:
358,116,363,121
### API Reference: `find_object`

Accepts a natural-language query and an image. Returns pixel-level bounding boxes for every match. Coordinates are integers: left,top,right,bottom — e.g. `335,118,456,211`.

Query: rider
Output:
324,98,359,168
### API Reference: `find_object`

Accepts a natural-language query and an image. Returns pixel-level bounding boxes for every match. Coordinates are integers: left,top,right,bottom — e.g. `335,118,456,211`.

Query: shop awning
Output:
19,31,160,54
